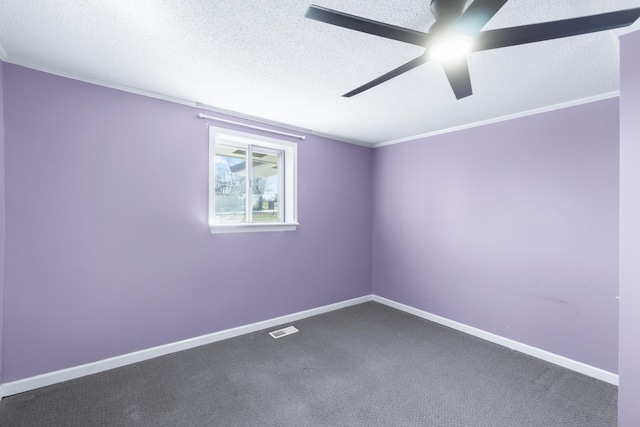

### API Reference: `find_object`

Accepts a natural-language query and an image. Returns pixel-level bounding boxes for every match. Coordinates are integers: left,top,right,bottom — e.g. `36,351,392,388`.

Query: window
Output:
208,127,298,233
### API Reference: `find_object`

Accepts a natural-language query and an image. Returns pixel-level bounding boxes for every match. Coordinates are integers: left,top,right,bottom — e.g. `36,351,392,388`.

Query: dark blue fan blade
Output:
442,58,473,99
305,4,430,47
343,54,430,97
473,8,640,52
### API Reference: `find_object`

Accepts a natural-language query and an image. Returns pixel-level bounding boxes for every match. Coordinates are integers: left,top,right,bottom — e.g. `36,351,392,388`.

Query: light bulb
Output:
429,35,474,62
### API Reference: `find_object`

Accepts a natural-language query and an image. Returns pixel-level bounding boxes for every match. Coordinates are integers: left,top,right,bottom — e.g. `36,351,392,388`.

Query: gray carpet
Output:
0,302,617,426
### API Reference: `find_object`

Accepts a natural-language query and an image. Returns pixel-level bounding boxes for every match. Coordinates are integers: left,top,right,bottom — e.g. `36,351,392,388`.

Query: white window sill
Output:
209,223,299,234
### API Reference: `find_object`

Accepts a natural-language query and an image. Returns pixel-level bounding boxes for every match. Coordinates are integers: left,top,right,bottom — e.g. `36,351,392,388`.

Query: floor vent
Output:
269,326,299,339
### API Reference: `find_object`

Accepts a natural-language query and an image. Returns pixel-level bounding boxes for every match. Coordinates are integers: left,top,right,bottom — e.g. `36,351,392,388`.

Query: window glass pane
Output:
214,145,247,223
209,127,297,233
251,150,280,223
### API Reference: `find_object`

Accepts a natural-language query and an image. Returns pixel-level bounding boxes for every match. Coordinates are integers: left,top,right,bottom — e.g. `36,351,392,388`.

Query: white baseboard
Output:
0,295,373,399
372,295,619,386
0,293,617,399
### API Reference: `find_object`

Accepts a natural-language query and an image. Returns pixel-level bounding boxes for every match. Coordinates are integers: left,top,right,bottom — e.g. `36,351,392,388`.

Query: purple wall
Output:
0,56,626,388
619,29,640,427
0,59,5,384
372,99,620,373
1,64,372,382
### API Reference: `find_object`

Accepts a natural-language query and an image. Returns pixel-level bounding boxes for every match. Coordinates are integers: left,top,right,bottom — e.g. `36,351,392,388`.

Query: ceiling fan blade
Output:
343,54,430,97
473,7,640,52
305,5,430,47
442,58,473,100
454,0,509,35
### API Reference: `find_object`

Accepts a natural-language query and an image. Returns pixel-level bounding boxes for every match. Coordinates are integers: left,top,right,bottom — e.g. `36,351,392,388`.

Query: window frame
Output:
208,126,298,234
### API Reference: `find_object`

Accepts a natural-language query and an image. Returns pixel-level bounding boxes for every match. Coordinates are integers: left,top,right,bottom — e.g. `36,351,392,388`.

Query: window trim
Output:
208,126,298,234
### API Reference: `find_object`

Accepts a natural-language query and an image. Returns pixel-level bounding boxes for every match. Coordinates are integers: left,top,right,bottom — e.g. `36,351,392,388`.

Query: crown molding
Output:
1,57,373,148
2,57,622,150
374,92,620,148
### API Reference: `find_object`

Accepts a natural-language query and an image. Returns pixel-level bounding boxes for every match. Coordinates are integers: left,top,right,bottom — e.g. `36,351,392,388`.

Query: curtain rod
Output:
198,113,305,140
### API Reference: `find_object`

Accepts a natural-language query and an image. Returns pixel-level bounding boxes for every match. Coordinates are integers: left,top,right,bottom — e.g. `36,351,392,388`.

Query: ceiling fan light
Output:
429,35,473,62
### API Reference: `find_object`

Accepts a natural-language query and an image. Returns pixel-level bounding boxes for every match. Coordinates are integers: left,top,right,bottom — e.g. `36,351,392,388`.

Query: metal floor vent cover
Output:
269,326,299,339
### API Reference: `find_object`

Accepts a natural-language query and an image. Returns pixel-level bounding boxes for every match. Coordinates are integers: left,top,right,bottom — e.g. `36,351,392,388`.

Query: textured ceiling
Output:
0,0,639,146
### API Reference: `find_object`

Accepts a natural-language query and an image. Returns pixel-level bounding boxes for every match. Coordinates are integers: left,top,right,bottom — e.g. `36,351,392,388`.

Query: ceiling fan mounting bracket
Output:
430,0,467,33
430,0,467,20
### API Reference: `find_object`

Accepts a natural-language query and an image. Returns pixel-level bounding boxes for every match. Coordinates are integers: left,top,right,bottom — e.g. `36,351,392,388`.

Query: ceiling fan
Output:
305,0,640,99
